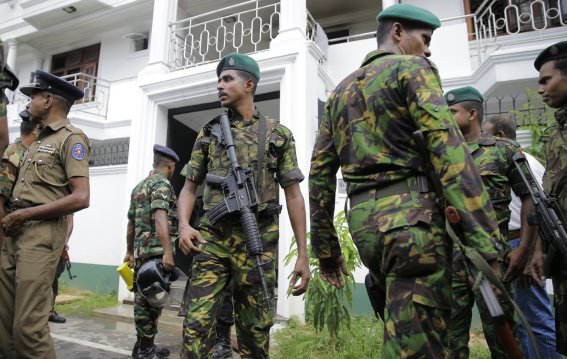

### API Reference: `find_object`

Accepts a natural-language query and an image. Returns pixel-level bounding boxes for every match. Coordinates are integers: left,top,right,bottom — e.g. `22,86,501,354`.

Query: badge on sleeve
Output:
72,143,87,160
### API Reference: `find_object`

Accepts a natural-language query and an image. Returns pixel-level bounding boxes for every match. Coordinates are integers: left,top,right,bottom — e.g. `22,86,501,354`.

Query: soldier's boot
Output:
212,326,233,359
133,336,170,358
136,336,170,359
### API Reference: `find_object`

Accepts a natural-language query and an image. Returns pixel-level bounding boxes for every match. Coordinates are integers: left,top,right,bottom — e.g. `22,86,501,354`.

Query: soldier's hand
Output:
162,251,174,272
1,208,30,236
319,255,349,289
289,254,310,296
123,252,134,268
518,249,545,289
179,225,206,256
504,246,530,283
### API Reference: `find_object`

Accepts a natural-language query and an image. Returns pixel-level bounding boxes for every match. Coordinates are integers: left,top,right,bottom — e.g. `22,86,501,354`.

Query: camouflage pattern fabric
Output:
183,214,278,359
449,135,526,358
0,92,6,117
543,107,567,354
133,259,163,338
181,109,303,358
0,139,28,205
182,110,304,212
309,49,501,358
127,171,178,259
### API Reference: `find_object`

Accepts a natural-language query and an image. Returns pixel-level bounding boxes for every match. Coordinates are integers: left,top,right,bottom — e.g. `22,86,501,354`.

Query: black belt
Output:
349,176,431,208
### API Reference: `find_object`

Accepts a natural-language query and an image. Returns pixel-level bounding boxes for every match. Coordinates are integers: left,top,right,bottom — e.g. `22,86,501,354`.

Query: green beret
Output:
376,4,441,30
216,53,260,81
444,86,483,106
534,41,567,71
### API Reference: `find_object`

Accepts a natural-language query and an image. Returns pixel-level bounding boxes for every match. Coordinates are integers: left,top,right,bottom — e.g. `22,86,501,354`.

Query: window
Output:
50,44,100,102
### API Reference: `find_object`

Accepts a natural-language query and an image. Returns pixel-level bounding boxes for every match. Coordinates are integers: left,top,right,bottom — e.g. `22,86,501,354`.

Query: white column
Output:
271,0,307,48
142,0,178,75
382,0,398,9
6,39,18,71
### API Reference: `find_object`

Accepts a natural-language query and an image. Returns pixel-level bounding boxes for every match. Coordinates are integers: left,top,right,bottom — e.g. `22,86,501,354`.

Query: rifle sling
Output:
446,222,540,359
257,115,267,195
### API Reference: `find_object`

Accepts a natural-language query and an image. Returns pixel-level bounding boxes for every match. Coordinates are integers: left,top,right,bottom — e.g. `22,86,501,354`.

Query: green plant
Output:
284,211,361,349
272,315,490,358
512,87,556,160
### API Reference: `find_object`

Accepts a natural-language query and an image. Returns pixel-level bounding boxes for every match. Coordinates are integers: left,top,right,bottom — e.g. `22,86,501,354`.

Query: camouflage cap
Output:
534,41,567,71
20,70,84,103
444,86,483,106
216,53,260,81
19,109,30,122
153,144,179,162
376,4,441,30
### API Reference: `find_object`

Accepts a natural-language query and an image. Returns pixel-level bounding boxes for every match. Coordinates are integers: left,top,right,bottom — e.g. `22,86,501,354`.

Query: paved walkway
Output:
51,314,182,358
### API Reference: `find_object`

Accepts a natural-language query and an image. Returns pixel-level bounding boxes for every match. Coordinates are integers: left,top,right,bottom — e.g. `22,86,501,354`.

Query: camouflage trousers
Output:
183,213,278,359
551,255,567,355
134,259,163,338
347,190,452,358
449,246,521,359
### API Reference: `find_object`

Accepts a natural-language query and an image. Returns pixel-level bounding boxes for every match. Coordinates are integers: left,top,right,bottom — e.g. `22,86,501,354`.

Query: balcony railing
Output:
169,0,280,70
474,0,566,63
10,72,110,118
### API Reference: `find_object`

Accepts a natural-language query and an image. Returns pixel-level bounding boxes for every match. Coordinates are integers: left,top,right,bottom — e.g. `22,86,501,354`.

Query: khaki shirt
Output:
11,118,90,207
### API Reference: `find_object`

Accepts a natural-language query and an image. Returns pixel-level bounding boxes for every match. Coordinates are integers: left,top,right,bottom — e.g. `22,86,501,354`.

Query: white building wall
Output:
71,165,129,266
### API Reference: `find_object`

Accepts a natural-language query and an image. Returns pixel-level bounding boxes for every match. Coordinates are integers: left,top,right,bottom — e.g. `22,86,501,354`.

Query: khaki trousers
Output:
0,217,67,359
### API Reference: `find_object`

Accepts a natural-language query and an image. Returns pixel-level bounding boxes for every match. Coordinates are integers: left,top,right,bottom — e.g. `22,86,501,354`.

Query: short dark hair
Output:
20,120,35,136
235,70,258,96
554,58,567,76
153,153,174,168
485,114,517,140
52,93,73,113
376,19,427,46
460,100,485,125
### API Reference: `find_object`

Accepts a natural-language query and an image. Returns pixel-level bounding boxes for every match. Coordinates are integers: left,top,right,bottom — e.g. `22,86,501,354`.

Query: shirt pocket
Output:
31,152,59,185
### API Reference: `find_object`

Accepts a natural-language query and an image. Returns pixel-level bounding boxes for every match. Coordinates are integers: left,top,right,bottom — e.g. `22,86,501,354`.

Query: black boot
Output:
136,336,169,359
212,326,232,359
132,335,169,359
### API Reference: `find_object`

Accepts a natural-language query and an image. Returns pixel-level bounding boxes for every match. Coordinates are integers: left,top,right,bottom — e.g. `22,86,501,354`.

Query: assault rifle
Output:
204,112,273,308
412,130,524,359
512,150,567,276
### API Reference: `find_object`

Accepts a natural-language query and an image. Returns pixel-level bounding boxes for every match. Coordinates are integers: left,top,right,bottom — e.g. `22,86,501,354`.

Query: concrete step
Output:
93,303,184,329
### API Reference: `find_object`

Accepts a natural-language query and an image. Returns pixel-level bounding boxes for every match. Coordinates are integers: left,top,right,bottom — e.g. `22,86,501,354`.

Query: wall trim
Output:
89,164,128,175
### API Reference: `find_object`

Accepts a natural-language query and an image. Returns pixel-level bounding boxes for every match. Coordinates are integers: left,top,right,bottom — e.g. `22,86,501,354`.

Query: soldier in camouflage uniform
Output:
177,53,309,358
309,4,503,358
535,40,567,355
124,144,179,359
444,86,535,358
0,111,37,248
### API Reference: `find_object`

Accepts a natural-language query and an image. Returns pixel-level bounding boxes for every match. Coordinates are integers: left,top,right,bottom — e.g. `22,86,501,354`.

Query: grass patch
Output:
271,315,490,358
55,285,118,317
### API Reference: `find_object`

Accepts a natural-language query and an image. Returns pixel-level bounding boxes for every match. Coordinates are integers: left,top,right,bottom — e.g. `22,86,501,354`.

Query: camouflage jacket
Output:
0,138,28,203
543,107,567,218
128,170,178,259
468,135,529,236
309,49,501,260
182,109,304,213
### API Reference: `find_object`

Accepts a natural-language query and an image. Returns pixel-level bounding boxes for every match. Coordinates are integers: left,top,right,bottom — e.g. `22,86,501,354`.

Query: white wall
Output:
71,165,129,267
326,38,375,85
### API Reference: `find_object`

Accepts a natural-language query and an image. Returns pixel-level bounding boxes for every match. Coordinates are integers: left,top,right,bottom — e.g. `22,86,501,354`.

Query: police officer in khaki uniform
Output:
0,70,90,359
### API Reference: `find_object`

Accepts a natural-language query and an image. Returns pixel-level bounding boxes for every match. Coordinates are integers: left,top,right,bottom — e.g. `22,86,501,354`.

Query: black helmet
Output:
136,259,178,308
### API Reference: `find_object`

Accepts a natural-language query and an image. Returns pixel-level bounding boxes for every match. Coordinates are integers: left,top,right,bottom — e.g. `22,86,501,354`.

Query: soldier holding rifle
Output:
177,53,309,358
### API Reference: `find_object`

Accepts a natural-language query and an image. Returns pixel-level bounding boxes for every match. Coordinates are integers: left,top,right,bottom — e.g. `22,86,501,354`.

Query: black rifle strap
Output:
256,115,267,192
